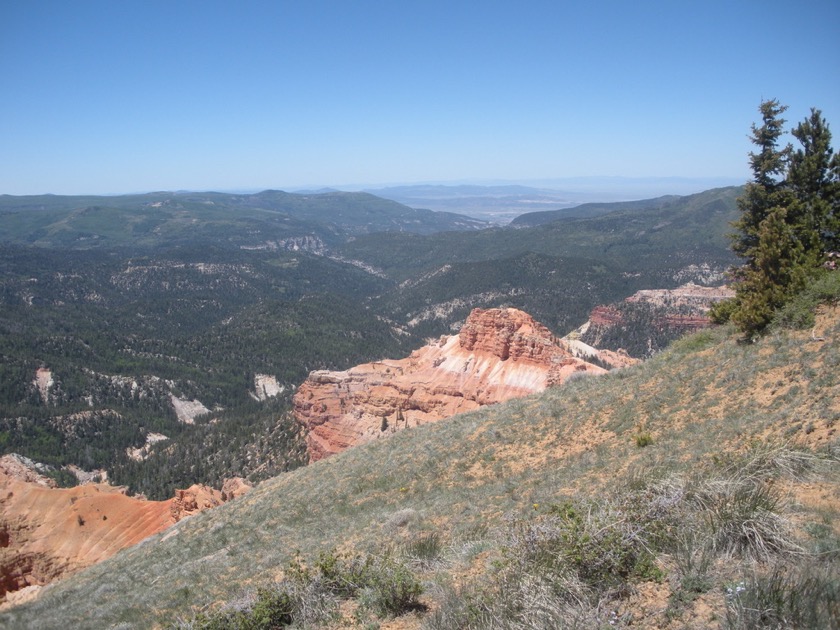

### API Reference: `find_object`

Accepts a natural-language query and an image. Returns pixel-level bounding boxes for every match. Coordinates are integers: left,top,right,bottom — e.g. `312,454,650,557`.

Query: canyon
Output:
0,294,727,607
294,307,637,461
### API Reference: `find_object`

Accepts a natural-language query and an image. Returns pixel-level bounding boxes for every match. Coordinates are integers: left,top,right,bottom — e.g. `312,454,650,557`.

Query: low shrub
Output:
170,586,298,629
667,328,720,355
169,549,422,629
538,500,662,588
358,556,424,617
634,431,654,448
724,562,840,629
289,549,423,618
772,268,840,330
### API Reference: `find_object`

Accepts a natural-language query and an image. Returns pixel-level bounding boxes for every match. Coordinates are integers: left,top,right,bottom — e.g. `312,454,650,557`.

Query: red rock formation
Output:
585,284,735,336
571,283,736,358
587,285,734,332
589,305,624,327
294,308,620,461
0,455,251,606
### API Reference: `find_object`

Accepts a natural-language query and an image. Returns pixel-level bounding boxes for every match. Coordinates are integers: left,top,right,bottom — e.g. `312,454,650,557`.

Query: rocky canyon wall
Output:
294,308,633,461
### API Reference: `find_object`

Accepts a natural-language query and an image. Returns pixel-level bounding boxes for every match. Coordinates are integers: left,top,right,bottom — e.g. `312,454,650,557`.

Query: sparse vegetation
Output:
724,563,840,629
168,549,423,629
772,267,840,330
424,440,836,629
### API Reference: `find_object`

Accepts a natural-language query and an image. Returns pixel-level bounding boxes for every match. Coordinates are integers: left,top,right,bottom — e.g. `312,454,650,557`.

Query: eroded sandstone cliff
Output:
0,455,251,607
294,307,631,461
574,283,735,356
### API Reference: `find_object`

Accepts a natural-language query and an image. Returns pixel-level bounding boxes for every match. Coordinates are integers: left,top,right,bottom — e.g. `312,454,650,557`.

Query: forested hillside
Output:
0,189,488,249
354,187,740,338
0,187,740,499
0,244,409,498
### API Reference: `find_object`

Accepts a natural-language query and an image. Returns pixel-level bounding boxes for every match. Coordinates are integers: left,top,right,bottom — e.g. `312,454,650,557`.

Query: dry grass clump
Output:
424,444,838,629
724,562,840,629
399,531,446,571
693,477,800,561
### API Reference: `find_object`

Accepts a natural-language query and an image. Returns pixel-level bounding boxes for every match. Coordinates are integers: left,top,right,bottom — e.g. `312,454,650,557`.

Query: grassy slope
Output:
2,306,838,628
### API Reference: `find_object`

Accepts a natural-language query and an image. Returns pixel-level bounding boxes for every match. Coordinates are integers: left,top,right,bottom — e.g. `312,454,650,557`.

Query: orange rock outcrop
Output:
0,455,250,606
294,307,621,461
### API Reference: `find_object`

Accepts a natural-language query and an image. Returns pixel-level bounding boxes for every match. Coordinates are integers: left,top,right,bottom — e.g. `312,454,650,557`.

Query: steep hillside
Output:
3,299,836,629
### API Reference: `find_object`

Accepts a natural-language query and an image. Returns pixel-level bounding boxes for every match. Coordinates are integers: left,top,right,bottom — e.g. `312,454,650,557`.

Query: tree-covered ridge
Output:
337,186,741,281
0,189,488,250
508,193,680,227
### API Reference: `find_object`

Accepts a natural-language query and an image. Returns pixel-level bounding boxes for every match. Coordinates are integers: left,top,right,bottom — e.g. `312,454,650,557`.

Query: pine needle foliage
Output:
723,100,840,337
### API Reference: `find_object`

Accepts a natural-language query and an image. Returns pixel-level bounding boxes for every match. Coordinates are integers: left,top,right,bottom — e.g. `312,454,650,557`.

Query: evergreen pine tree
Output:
731,99,792,261
731,206,809,336
788,108,840,252
722,101,838,337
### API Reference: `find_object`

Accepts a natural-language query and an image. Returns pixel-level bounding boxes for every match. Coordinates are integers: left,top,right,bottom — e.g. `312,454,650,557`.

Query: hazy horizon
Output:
0,175,745,201
2,1,837,196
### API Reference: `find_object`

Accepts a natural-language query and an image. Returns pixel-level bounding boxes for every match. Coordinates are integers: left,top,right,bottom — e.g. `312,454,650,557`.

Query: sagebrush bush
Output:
357,556,424,617
169,586,298,630
541,500,663,587
290,549,424,617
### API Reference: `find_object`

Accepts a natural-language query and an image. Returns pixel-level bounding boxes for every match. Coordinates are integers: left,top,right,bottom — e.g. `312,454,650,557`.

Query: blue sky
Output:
1,0,838,195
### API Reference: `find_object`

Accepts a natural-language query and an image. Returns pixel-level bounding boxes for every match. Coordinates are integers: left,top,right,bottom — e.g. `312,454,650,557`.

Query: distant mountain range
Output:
0,189,489,250
363,177,745,222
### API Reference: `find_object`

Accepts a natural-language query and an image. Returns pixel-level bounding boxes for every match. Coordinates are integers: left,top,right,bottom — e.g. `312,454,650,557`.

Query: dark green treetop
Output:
731,99,793,261
788,108,840,252
719,100,839,337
